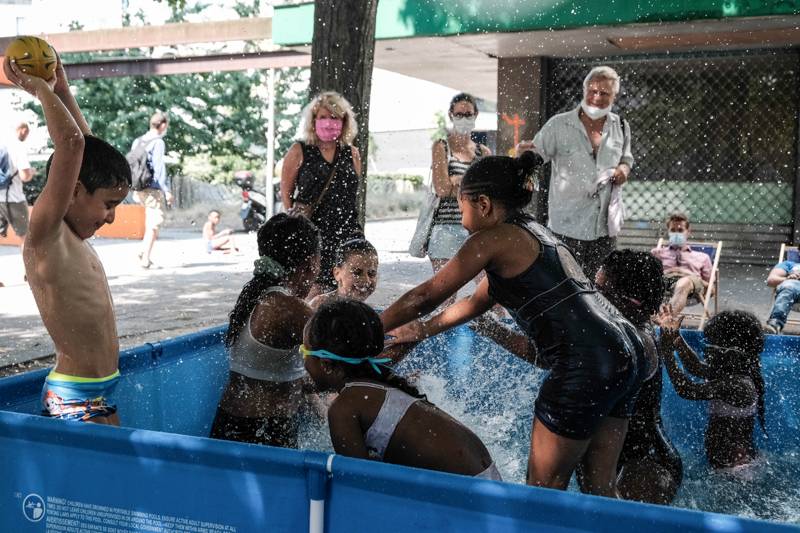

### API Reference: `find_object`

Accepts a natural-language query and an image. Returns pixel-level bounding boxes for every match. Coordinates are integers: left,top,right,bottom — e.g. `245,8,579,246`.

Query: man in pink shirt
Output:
651,213,712,314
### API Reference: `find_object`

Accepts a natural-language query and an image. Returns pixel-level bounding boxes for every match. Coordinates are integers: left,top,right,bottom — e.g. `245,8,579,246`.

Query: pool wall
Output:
0,327,796,533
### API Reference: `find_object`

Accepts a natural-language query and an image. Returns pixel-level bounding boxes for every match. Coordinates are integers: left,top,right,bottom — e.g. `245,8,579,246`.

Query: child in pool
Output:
210,213,321,448
4,55,130,425
596,250,682,504
303,299,502,480
382,152,646,496
658,309,766,471
202,209,238,253
469,251,679,501
309,238,378,309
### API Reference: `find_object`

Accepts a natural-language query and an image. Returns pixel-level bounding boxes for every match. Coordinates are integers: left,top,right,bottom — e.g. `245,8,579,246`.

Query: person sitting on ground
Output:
596,250,682,505
650,213,712,314
659,309,766,472
309,238,378,310
4,54,130,425
765,256,800,334
202,209,238,253
210,213,321,448
303,298,502,480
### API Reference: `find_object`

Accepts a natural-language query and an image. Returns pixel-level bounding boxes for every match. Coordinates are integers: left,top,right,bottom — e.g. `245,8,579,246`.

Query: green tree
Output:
20,1,309,184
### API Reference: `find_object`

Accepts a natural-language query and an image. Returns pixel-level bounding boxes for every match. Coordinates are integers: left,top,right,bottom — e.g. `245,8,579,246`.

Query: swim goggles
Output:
299,344,391,374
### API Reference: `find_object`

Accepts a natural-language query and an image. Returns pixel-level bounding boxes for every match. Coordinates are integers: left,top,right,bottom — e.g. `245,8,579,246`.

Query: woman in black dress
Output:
281,91,363,298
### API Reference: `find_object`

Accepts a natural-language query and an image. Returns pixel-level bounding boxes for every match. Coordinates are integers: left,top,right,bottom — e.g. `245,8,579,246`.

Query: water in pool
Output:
8,326,799,525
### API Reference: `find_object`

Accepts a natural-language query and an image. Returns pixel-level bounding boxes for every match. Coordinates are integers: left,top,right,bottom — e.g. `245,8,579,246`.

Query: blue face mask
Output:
300,344,391,373
668,232,687,247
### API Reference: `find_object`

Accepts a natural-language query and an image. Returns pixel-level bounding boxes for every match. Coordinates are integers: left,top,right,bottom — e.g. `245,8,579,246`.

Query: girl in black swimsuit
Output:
382,152,646,496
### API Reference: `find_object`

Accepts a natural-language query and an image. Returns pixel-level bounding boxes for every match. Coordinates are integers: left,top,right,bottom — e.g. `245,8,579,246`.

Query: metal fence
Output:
545,50,799,227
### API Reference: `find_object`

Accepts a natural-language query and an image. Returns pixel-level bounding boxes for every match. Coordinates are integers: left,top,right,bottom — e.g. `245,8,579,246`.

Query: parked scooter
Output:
234,171,281,232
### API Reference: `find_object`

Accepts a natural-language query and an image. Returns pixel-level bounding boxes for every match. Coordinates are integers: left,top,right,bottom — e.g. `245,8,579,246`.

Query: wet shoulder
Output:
250,291,310,343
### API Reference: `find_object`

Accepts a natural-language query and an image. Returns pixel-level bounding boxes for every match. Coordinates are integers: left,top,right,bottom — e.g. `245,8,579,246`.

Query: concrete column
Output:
496,56,545,157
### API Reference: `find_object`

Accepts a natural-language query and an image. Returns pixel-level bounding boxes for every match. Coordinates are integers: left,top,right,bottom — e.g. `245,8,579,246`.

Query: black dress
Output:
294,142,362,289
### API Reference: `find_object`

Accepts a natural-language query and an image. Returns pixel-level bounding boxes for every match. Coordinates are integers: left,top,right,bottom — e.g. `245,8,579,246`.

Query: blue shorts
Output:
41,370,120,421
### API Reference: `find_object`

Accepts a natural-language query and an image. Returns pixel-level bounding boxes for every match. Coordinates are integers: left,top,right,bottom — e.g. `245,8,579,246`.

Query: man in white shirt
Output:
518,66,633,278
0,122,35,286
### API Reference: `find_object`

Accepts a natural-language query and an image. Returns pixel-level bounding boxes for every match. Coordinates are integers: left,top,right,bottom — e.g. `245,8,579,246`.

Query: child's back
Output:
4,55,131,424
332,379,498,478
304,299,500,480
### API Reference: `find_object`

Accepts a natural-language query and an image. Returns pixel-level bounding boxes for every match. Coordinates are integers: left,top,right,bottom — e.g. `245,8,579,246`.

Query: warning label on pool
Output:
43,496,237,533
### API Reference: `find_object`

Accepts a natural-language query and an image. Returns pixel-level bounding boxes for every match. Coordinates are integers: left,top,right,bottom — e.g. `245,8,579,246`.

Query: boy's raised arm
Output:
52,55,92,136
3,57,85,244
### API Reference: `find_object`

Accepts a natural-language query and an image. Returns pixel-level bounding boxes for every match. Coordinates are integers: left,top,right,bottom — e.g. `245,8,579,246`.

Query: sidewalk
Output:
0,218,783,372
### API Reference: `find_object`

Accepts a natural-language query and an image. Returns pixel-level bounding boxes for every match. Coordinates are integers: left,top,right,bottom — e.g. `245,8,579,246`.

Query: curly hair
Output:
299,91,358,145
599,249,665,325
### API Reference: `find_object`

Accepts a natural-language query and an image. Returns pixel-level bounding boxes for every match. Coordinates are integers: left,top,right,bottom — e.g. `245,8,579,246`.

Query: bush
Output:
181,153,264,184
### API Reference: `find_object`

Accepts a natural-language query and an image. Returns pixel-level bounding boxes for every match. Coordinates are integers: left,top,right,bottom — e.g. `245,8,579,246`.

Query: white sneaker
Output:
765,320,783,335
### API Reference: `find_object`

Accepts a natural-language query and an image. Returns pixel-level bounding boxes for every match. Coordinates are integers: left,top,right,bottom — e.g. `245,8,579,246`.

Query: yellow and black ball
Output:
4,36,57,81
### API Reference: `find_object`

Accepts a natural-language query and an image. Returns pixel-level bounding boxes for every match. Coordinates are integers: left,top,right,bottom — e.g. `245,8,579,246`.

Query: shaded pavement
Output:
0,218,786,373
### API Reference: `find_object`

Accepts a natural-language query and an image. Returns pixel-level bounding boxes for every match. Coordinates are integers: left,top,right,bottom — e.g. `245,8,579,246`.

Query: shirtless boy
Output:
4,55,131,425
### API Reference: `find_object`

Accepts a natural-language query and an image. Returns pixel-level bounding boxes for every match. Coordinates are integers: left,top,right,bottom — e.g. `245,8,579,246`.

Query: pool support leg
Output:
305,453,335,533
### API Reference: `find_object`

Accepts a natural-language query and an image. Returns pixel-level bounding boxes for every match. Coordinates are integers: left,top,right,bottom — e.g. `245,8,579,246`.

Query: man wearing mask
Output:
131,111,172,269
517,66,632,278
651,213,712,314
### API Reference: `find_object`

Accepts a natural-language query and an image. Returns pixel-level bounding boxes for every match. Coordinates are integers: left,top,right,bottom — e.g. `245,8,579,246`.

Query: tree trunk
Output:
309,0,379,228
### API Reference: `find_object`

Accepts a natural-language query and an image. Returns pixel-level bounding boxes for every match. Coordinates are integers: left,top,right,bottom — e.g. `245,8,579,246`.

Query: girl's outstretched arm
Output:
469,314,546,368
672,335,710,378
387,277,494,343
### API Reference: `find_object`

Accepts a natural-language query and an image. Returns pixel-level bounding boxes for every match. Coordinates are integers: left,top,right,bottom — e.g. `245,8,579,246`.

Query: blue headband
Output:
300,344,391,374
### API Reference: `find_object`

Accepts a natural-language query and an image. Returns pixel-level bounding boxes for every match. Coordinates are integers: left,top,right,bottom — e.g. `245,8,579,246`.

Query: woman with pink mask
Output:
281,91,363,298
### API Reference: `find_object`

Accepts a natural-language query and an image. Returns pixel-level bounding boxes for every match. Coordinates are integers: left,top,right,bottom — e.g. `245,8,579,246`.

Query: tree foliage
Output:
20,1,309,183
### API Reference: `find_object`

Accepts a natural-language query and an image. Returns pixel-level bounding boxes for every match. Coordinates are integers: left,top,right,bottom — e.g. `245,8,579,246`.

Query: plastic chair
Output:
656,238,722,330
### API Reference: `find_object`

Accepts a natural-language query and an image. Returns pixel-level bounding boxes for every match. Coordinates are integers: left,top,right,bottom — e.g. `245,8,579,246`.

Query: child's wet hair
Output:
704,310,766,431
599,249,665,324
46,135,131,194
335,238,377,267
306,299,424,399
225,213,320,347
460,151,543,211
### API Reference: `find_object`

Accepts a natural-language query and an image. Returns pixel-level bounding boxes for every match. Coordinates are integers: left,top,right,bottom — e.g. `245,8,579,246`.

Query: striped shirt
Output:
434,140,483,225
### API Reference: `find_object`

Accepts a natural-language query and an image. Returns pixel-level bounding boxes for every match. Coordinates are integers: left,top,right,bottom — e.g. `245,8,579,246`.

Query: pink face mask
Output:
315,118,343,142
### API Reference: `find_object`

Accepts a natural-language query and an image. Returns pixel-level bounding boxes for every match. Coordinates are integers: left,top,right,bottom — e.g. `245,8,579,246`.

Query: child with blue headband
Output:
303,299,501,480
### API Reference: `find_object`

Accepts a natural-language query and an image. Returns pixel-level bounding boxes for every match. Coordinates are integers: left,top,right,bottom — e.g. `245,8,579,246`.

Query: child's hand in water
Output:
386,320,426,344
655,304,684,344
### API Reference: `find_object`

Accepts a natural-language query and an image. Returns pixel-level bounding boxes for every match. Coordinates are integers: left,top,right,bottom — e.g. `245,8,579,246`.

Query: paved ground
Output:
0,217,788,373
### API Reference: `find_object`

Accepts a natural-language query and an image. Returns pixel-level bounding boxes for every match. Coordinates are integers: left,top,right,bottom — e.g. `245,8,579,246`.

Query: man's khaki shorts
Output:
134,188,165,231
663,271,706,300
0,201,30,237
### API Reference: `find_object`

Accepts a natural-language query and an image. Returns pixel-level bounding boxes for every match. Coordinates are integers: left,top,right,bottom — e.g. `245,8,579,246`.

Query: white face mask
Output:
452,117,476,135
668,232,687,247
581,100,612,120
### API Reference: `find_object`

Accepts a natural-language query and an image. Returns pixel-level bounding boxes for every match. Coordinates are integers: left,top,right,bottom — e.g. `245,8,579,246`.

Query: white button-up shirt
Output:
533,106,633,241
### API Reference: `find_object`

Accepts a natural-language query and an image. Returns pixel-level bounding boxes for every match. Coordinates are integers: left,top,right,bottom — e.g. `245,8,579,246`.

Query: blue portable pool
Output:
0,325,798,532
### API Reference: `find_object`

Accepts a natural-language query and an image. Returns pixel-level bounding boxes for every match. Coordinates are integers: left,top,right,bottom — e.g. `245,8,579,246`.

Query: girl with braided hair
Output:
210,213,321,448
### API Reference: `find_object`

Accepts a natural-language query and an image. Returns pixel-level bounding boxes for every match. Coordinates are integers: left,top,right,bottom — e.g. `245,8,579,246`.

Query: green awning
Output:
273,0,800,46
